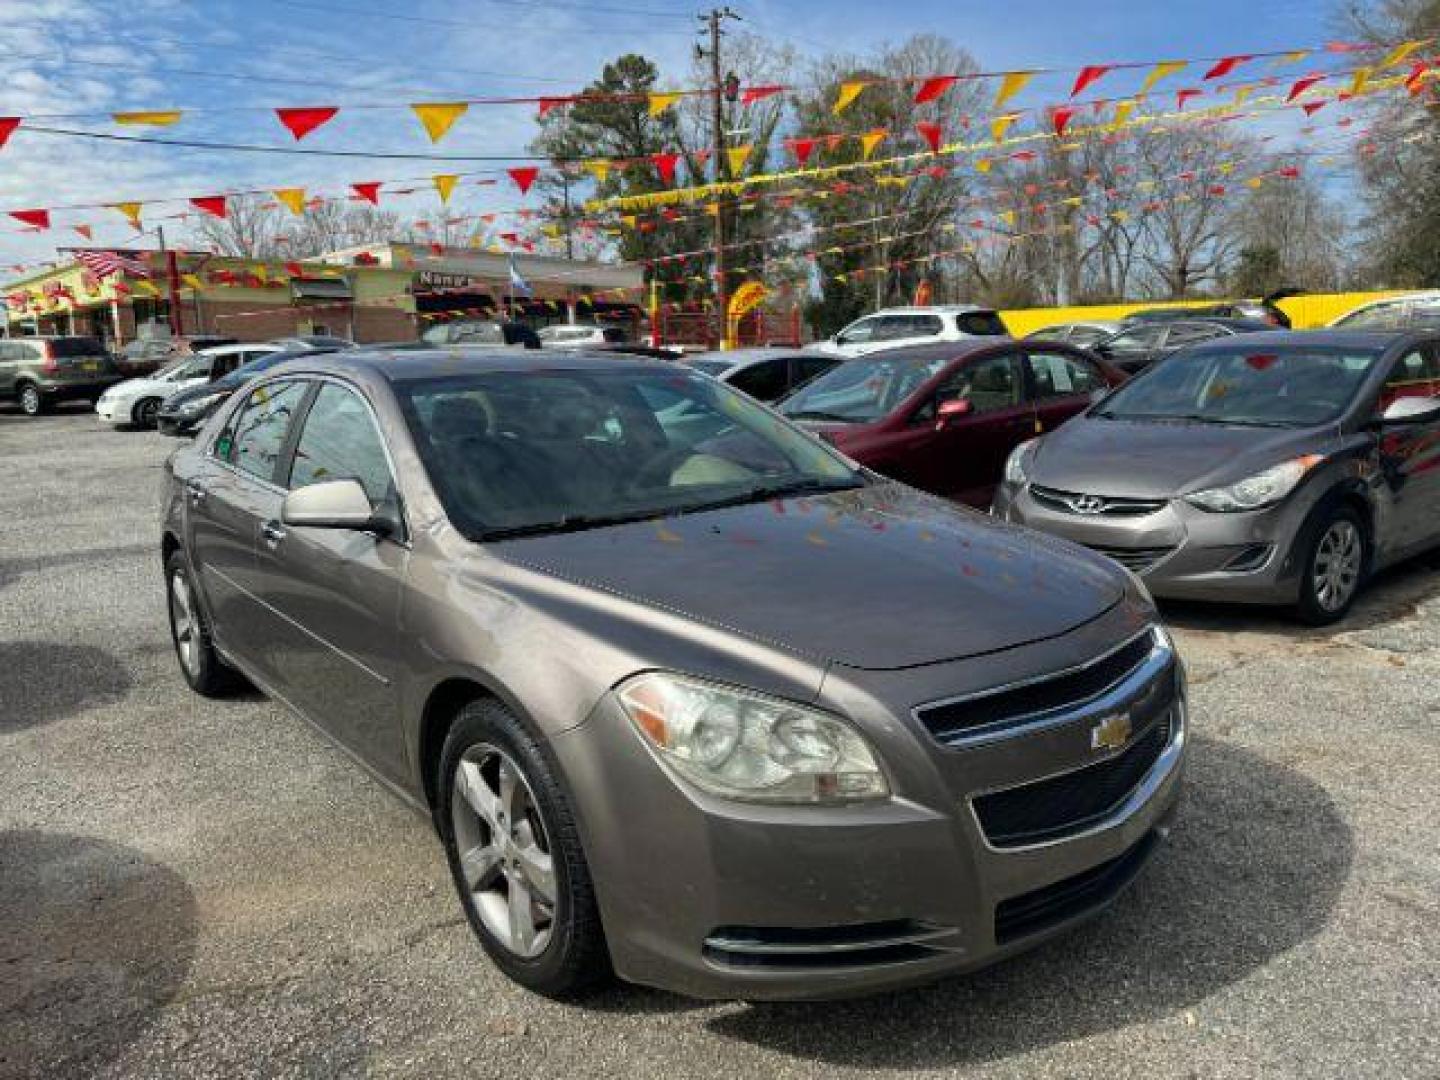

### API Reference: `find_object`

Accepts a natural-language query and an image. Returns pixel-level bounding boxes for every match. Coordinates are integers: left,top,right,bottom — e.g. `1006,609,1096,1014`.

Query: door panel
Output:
1025,348,1107,435
1376,346,1440,555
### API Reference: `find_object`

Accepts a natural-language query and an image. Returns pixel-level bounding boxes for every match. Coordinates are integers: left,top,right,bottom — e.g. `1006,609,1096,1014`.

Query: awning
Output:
291,277,353,300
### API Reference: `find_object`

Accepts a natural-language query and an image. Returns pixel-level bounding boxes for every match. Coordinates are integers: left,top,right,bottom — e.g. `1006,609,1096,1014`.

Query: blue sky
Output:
0,0,1364,273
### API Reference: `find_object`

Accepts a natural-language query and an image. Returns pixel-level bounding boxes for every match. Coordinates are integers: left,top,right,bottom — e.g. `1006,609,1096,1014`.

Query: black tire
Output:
1293,505,1368,625
164,551,243,696
16,383,46,416
437,699,610,997
132,397,161,429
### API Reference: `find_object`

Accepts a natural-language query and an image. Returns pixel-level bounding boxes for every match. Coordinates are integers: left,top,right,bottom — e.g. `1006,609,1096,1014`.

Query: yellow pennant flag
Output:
1218,161,1236,175
647,92,682,117
113,110,182,126
1111,209,1130,222
1274,49,1310,67
111,202,144,230
433,174,458,203
1139,60,1186,96
1382,40,1427,68
273,188,307,216
411,102,469,143
1062,196,1083,207
1233,84,1255,105
993,71,1034,110
620,214,637,229
1112,99,1137,127
833,80,867,114
1351,67,1372,96
990,113,1018,143
975,158,993,174
997,210,1016,227
1246,176,1265,189
181,273,204,291
725,144,752,175
583,160,611,183
253,265,269,283
134,279,161,296
859,129,886,160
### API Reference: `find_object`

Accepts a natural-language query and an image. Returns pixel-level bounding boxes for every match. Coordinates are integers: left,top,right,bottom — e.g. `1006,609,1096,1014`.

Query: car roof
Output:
269,346,676,383
688,347,820,363
1167,317,1277,331
865,305,994,315
1190,329,1416,349
837,339,1011,366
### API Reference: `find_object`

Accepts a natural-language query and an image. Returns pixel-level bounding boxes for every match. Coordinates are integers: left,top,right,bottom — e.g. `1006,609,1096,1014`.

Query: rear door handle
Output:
260,520,287,548
185,480,208,505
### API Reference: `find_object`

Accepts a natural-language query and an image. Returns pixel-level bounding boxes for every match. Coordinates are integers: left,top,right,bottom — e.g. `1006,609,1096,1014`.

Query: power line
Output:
265,0,698,32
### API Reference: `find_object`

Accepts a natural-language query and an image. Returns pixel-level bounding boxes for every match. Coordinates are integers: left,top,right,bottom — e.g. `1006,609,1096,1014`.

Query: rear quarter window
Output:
956,311,1008,336
49,337,105,356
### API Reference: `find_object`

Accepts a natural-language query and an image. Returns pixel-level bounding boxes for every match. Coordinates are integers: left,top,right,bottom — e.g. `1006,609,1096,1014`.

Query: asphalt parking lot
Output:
1,405,1436,1079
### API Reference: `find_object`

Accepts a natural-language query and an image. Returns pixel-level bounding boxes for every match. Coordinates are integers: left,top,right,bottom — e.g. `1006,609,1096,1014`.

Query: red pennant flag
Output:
1208,185,1227,196
1279,165,1301,179
916,121,943,152
352,182,382,204
537,97,571,118
1177,87,1203,109
0,117,20,150
284,261,304,278
789,137,817,167
1204,55,1252,80
1286,74,1325,101
190,196,228,219
740,84,783,106
1071,65,1114,97
914,75,960,104
429,242,444,256
275,107,338,140
507,166,540,194
1051,106,1077,136
73,224,93,240
651,152,681,184
1301,100,1328,116
9,209,50,230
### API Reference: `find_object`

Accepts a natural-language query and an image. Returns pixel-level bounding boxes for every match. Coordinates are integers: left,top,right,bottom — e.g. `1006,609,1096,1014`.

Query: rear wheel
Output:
437,699,610,997
1294,507,1367,625
17,383,45,416
132,397,161,429
165,551,242,696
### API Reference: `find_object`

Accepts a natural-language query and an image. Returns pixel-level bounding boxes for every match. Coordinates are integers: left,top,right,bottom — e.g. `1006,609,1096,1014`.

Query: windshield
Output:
780,352,948,423
1095,345,1382,427
212,350,297,391
397,368,860,538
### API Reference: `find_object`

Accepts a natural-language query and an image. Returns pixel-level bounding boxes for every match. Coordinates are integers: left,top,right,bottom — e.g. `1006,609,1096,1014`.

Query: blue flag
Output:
508,253,533,298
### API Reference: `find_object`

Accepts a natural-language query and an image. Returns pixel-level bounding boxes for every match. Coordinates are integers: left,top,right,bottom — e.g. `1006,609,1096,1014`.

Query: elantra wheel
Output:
1296,507,1366,625
438,700,609,996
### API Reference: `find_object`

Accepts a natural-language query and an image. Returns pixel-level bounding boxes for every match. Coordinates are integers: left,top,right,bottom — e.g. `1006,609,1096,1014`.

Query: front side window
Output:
1381,346,1440,406
836,317,880,345
398,369,858,538
220,380,308,483
782,351,951,423
898,314,944,338
1026,350,1104,400
287,384,395,505
935,353,1022,414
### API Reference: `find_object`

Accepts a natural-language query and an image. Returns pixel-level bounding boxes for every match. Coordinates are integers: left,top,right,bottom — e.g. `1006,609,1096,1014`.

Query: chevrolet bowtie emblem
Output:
1090,712,1133,752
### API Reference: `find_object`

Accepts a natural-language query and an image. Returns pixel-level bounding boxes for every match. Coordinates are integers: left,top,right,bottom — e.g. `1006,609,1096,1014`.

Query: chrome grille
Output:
1030,485,1168,517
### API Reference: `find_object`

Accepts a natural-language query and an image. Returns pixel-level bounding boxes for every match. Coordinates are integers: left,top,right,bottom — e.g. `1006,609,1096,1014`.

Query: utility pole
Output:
698,6,740,348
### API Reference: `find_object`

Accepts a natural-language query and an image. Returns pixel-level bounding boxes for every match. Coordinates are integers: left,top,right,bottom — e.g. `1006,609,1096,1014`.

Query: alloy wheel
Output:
136,398,159,428
1313,519,1362,613
451,744,556,960
19,386,40,416
169,571,200,679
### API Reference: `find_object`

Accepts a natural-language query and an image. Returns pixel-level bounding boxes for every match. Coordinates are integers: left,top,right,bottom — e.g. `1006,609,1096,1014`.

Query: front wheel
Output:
1294,507,1367,625
132,397,161,429
438,700,610,997
17,383,45,416
165,551,243,696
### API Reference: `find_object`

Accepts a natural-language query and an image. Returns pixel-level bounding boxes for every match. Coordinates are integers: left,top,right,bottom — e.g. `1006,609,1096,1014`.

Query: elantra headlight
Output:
1185,455,1322,513
618,673,888,804
1004,437,1039,485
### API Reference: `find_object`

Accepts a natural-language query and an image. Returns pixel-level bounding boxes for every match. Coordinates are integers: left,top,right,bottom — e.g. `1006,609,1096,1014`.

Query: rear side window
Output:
49,337,105,356
1337,301,1406,330
899,314,944,338
1026,350,1105,399
956,311,1008,337
1383,346,1440,403
220,380,308,484
727,359,788,401
1165,323,1227,347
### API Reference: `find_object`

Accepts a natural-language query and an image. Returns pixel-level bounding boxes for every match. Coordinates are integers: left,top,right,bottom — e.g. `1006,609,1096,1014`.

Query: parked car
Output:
812,306,1009,358
268,335,356,351
1123,300,1291,329
97,343,281,428
0,335,122,416
1328,291,1440,331
780,340,1124,508
993,330,1440,623
162,347,1184,1000
586,342,684,361
421,320,541,348
116,335,237,377
686,347,841,402
1023,321,1121,347
156,346,340,436
1092,318,1276,374
537,323,629,348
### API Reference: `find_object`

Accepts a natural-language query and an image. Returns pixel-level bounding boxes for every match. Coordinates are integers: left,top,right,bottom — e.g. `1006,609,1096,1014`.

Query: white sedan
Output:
96,343,279,429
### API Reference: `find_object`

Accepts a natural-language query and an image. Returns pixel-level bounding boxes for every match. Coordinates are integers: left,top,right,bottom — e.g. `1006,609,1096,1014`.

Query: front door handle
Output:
260,520,287,548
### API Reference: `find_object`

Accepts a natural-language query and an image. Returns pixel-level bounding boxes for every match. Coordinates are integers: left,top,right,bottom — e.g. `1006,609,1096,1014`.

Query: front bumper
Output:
991,482,1315,605
95,395,138,423
551,614,1185,1001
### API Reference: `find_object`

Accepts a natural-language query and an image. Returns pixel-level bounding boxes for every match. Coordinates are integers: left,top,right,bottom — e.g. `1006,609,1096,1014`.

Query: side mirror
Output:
935,397,973,429
1380,395,1440,426
282,479,386,533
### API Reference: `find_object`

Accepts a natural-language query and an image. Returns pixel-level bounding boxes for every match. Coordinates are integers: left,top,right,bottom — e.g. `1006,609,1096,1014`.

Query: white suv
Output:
537,323,629,348
813,306,1009,358
96,343,279,429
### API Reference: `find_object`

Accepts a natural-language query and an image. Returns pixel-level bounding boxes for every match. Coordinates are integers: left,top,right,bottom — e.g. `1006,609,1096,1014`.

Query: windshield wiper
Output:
1172,414,1295,428
785,409,857,423
676,477,865,516
480,508,667,541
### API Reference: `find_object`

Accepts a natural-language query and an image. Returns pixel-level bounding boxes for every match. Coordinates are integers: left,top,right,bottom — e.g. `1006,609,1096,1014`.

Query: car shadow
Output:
0,542,155,594
1159,549,1440,639
692,735,1351,1069
0,831,197,1080
0,641,132,734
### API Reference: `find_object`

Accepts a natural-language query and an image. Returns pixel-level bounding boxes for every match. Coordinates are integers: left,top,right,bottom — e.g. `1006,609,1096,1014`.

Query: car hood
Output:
495,482,1125,671
1031,416,1325,497
160,382,228,410
106,375,177,398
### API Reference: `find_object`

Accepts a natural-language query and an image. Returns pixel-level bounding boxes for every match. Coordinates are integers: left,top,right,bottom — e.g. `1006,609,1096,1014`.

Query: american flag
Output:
73,249,152,279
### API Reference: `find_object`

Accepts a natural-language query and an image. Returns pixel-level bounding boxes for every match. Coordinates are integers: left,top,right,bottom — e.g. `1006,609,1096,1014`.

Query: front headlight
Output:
618,672,888,804
1004,437,1039,485
177,394,220,418
1184,455,1322,513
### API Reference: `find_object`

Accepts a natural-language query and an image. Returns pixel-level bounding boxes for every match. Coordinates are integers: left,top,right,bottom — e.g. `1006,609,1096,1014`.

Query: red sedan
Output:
779,340,1125,508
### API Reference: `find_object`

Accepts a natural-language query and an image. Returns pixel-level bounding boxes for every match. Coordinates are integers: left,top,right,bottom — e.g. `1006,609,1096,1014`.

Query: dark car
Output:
994,330,1440,622
162,347,1183,1000
0,335,121,415
1093,318,1276,375
687,347,841,402
116,334,237,377
157,346,340,436
780,340,1124,508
